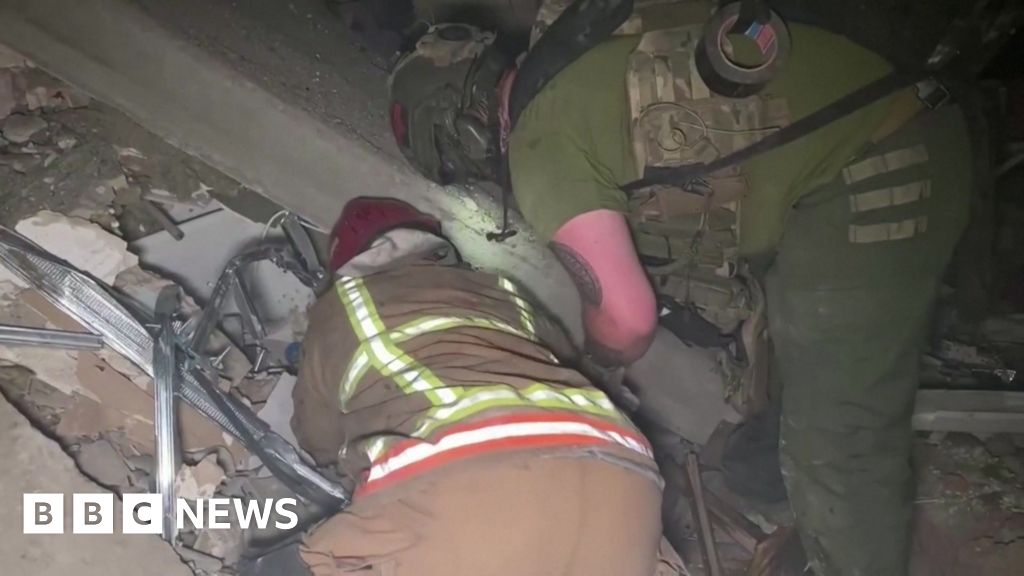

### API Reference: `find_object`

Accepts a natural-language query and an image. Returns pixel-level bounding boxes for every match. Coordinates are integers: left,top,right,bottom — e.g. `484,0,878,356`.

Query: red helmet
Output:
328,197,442,272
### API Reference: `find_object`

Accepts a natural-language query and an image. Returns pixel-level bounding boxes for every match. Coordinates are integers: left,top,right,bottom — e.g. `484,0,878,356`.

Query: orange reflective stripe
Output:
357,412,653,496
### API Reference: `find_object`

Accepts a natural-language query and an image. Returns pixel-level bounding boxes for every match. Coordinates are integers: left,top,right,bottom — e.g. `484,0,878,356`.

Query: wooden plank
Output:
686,452,724,576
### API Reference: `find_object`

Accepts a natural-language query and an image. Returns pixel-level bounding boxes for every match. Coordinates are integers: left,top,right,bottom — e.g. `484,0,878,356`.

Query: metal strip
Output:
0,228,349,509
153,286,180,544
0,324,103,350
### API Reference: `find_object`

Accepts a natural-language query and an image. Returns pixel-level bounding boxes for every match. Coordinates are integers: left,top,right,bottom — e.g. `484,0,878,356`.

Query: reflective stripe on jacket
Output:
333,272,655,494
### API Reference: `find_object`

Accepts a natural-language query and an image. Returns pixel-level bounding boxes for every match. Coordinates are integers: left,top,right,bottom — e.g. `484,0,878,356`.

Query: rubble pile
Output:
0,45,316,575
0,45,94,209
0,42,229,239
912,432,1024,575
0,213,310,574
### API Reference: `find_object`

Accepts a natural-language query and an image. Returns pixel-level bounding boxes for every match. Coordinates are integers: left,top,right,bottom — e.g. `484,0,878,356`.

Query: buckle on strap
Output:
914,78,950,109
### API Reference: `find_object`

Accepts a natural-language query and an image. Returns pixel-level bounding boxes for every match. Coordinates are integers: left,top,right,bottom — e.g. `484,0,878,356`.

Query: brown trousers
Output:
300,453,685,576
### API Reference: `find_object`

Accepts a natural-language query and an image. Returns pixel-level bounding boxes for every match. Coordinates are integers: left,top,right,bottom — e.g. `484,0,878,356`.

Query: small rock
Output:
125,454,155,473
75,440,133,488
192,183,213,205
56,135,77,150
193,523,245,564
1,113,47,143
115,146,152,176
176,453,226,500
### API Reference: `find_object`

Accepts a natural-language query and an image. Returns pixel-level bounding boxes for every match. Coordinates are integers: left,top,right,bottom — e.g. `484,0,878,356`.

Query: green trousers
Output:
765,105,972,575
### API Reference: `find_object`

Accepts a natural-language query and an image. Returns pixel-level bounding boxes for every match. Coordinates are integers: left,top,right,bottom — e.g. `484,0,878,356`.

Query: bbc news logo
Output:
23,493,299,534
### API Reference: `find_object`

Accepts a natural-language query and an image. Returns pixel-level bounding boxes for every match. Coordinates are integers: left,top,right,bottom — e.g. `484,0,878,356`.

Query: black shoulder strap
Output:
622,71,927,193
508,0,635,129
490,0,634,242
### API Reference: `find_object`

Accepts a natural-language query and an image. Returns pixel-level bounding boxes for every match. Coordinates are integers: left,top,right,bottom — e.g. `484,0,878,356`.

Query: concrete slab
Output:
0,0,737,442
0,390,193,576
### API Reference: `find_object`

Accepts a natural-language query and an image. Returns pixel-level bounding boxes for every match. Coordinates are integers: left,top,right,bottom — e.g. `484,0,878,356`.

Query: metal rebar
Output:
0,324,103,350
154,286,180,544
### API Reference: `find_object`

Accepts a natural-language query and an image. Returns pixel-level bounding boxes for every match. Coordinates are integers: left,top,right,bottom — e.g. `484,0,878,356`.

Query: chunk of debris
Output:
15,210,139,284
1,113,47,143
16,68,91,110
176,453,226,500
56,134,77,150
116,146,152,176
75,439,134,488
0,279,250,469
192,183,213,205
192,522,246,565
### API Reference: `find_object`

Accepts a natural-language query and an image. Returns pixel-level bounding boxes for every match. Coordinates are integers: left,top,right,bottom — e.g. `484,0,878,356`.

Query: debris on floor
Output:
0,387,194,576
911,432,1024,575
15,210,138,283
0,206,336,573
0,42,336,576
0,42,234,238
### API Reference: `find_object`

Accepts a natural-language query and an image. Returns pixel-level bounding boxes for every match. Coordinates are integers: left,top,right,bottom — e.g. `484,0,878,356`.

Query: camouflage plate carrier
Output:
532,0,791,414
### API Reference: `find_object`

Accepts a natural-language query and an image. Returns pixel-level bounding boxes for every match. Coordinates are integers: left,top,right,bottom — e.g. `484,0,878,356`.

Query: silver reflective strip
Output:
842,145,929,184
411,384,620,438
848,217,928,243
498,277,536,336
849,181,931,213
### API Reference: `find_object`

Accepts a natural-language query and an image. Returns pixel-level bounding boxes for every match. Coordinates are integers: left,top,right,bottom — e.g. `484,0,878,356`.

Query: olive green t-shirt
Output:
509,24,893,256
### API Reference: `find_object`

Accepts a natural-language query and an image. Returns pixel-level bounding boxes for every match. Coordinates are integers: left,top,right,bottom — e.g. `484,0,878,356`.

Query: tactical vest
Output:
625,23,789,334
529,0,789,413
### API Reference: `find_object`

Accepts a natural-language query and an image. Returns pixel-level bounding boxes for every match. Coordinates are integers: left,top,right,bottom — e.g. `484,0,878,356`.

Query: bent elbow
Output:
584,287,657,365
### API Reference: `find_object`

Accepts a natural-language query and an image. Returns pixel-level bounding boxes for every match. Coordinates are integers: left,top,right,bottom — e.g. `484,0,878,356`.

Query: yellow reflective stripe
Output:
338,277,386,338
337,278,460,406
339,349,370,411
499,277,536,336
411,383,624,439
365,437,391,462
340,314,537,409
388,315,531,344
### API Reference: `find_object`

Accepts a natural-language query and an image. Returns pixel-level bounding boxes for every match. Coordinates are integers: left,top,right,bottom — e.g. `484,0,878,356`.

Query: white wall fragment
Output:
15,210,139,284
